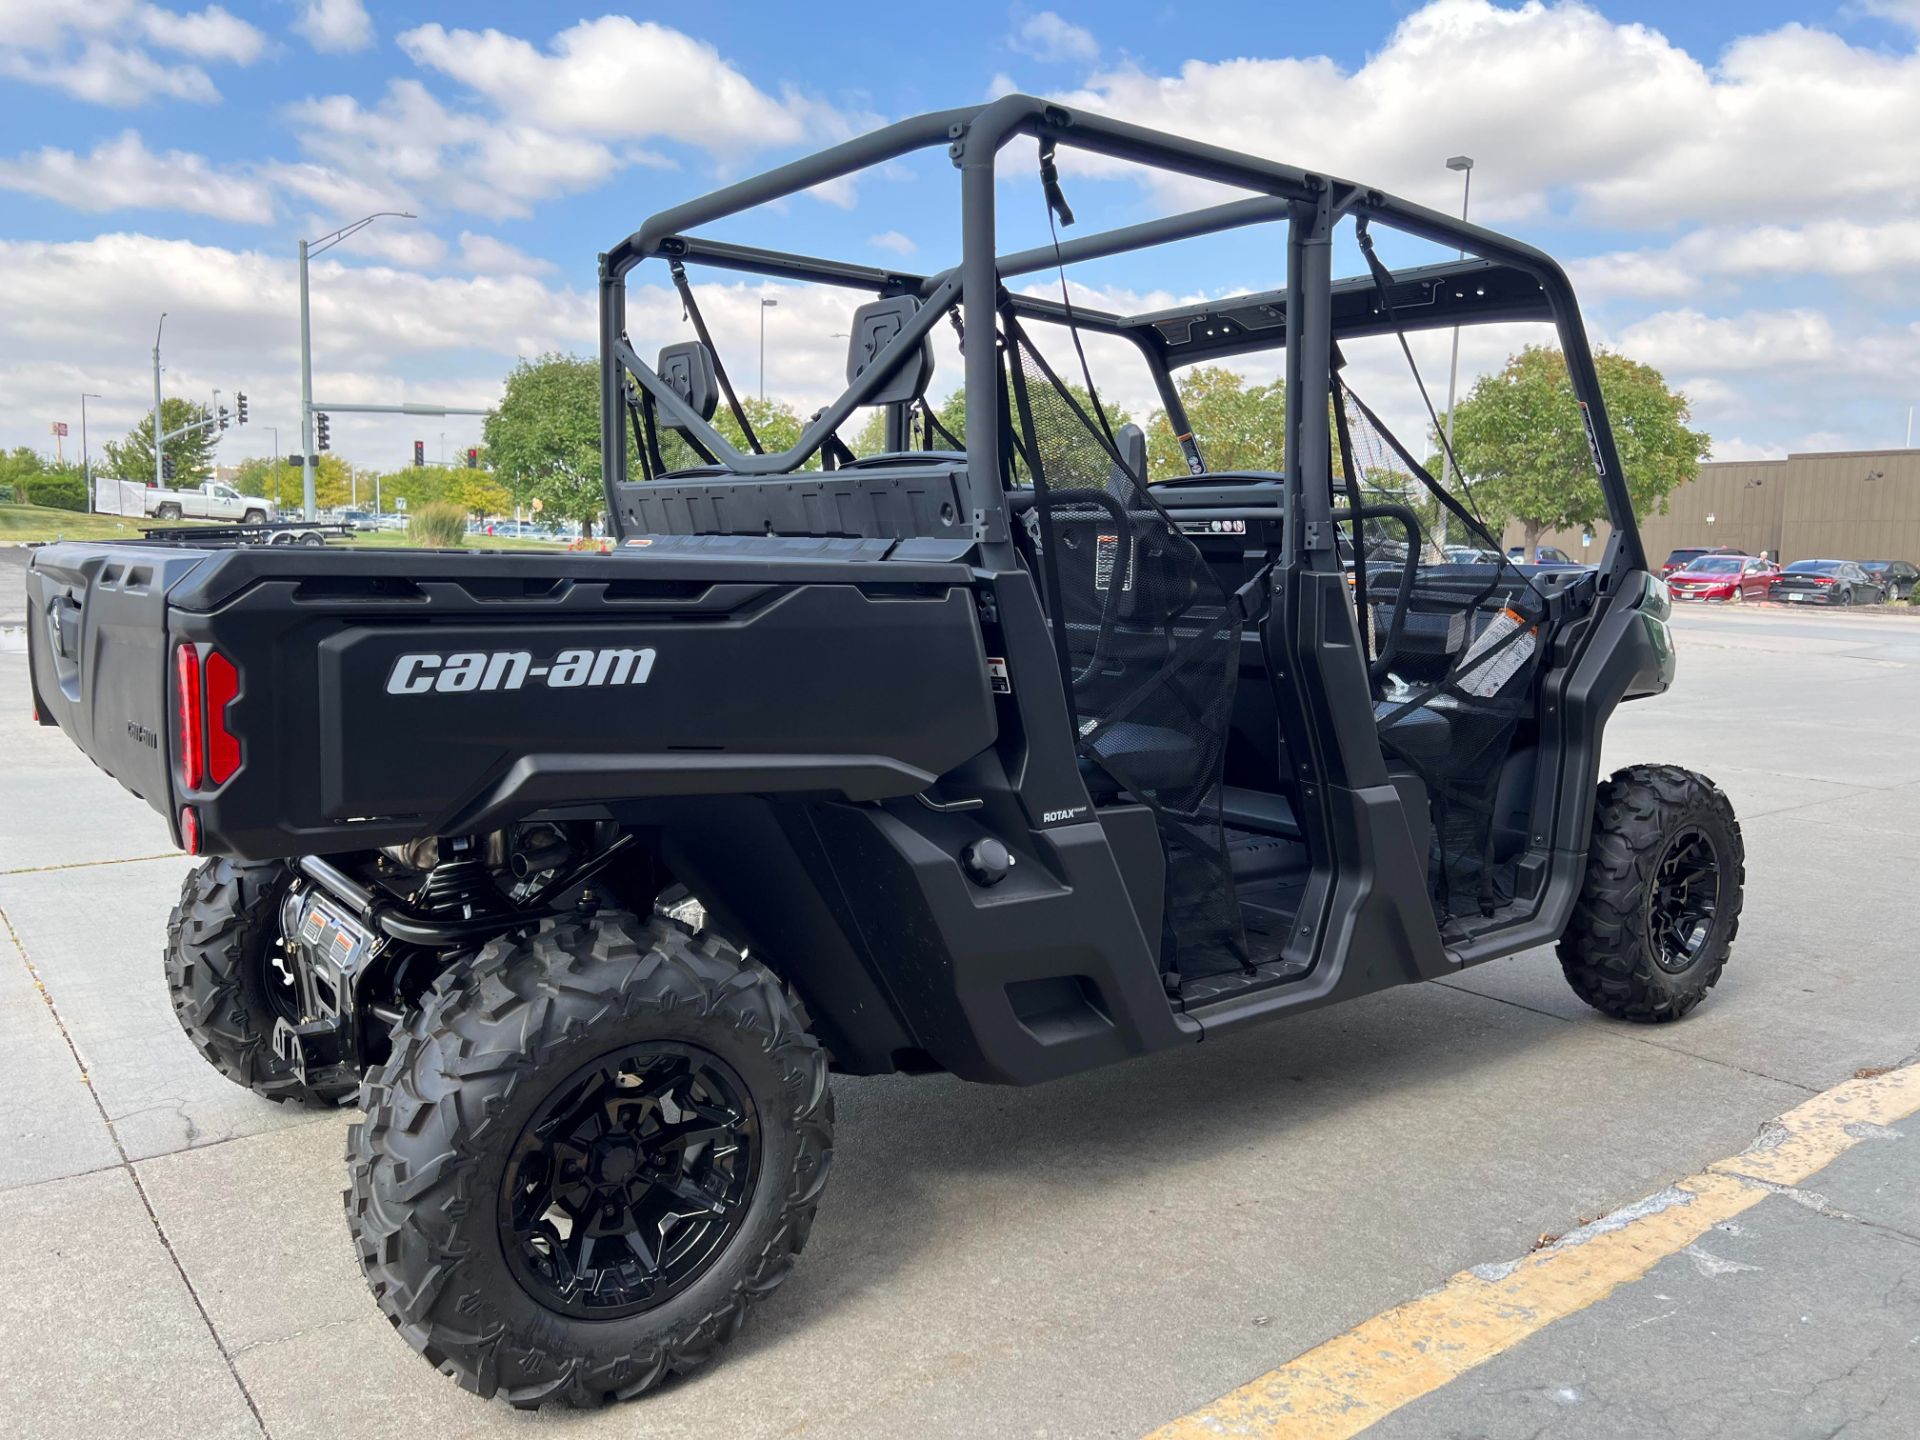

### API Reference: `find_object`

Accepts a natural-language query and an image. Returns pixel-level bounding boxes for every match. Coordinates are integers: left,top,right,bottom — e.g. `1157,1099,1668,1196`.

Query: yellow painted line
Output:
1146,1063,1920,1440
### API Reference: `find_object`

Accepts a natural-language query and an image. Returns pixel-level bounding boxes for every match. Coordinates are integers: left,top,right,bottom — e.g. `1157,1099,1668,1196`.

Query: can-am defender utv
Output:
23,97,1740,1407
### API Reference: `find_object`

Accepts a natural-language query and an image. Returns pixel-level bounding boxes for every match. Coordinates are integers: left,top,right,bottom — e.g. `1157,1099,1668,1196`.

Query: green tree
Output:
1147,367,1287,479
2,445,49,504
100,398,221,486
483,354,612,532
659,395,820,472
230,454,354,509
1448,346,1710,558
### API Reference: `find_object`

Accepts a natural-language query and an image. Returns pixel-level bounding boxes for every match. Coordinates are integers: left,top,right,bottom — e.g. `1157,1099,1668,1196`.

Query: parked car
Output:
1859,560,1919,602
1506,544,1578,565
1442,545,1505,565
1666,554,1778,604
1767,559,1886,606
1661,545,1746,579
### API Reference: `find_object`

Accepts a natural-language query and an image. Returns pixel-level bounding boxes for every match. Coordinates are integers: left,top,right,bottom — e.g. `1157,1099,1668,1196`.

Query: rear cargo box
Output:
27,540,997,859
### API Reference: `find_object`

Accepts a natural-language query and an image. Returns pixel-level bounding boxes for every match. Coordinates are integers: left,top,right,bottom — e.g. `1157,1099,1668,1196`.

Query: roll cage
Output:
598,93,1645,574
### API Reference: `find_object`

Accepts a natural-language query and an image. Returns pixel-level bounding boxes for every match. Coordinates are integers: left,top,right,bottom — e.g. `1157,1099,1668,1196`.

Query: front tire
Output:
165,858,356,1105
1558,765,1744,1023
242,508,266,525
346,914,833,1408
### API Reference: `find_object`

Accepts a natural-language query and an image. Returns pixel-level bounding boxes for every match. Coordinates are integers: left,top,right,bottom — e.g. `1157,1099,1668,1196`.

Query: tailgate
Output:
26,542,217,827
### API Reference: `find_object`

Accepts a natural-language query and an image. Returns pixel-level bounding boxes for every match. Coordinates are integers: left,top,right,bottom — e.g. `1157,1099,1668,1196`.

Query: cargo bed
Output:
25,536,998,859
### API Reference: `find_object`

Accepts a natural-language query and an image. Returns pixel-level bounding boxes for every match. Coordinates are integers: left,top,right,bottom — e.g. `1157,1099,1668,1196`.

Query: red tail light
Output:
179,805,201,855
204,651,241,784
1812,575,1835,585
175,644,204,790
175,643,242,790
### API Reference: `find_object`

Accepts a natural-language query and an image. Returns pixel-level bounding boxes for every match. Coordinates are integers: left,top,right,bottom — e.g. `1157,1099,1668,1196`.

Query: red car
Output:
1666,553,1779,603
1661,545,1747,579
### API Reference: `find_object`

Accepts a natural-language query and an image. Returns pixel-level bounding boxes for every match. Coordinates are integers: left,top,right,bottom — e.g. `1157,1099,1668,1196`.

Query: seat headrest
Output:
846,296,934,407
656,342,718,430
1109,422,1148,488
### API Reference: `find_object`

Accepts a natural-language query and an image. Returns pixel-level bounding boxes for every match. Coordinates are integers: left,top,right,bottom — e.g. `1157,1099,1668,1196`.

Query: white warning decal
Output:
1457,607,1537,698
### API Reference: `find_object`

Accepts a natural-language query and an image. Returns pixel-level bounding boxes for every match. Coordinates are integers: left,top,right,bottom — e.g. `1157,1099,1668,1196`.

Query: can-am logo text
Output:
385,648,656,695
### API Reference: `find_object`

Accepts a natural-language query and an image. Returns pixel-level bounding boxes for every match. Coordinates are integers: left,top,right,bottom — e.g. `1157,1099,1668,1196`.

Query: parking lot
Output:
3,600,1919,1439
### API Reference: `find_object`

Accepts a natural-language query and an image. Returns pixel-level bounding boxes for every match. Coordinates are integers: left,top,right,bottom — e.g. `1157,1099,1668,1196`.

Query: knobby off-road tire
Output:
1559,765,1744,1023
165,857,356,1105
346,913,833,1408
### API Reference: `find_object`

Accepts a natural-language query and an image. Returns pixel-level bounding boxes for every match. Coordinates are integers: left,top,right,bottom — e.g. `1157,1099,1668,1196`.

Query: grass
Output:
0,503,203,543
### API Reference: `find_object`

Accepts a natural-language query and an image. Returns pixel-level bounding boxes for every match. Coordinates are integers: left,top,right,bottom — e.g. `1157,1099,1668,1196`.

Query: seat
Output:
1078,721,1203,796
1220,786,1299,836
1374,700,1452,760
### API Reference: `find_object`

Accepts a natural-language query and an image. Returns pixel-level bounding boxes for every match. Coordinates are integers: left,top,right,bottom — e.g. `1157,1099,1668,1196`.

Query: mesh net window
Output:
1004,320,1247,975
1338,381,1548,920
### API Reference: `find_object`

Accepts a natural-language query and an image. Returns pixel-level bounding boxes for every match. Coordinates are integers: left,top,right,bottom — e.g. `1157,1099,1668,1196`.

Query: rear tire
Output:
346,914,833,1408
156,503,182,521
1558,765,1743,1024
165,858,356,1105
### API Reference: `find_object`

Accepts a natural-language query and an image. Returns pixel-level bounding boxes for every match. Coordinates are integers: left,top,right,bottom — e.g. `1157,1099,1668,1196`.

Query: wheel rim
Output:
1647,827,1723,973
499,1042,760,1319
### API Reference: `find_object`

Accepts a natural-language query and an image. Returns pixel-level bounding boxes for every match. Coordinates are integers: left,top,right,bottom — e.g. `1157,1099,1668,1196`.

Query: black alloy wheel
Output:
1646,826,1723,974
500,1042,761,1319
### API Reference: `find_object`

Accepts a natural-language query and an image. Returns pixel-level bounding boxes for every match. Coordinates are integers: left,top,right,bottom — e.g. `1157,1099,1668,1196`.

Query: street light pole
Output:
80,392,101,513
759,297,778,401
267,425,280,508
299,211,415,521
152,313,167,492
1439,155,1474,553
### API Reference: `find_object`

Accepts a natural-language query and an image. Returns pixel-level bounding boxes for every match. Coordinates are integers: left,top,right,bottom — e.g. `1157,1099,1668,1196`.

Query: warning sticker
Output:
1093,533,1135,592
986,657,1011,694
1457,607,1537,698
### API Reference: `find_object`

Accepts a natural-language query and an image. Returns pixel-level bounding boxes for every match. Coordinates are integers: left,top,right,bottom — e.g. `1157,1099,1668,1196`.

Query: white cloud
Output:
1616,308,1841,373
457,232,556,276
138,4,263,64
868,230,917,257
0,131,273,222
294,0,374,54
1011,11,1099,64
287,80,624,220
1857,1,1920,31
0,232,595,466
0,1,264,104
1056,0,1920,229
1706,436,1788,462
396,18,847,151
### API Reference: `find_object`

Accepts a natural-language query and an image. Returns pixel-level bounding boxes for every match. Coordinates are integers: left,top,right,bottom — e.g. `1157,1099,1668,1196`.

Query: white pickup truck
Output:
112,479,278,524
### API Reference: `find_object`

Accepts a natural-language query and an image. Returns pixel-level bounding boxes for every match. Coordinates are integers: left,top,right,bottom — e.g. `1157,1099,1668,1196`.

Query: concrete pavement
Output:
1,603,1918,1438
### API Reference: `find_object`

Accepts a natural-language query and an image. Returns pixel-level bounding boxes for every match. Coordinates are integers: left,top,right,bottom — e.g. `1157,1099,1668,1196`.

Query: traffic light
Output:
413,440,424,468
218,405,230,432
315,412,331,452
234,392,248,425
466,447,478,470
162,454,176,482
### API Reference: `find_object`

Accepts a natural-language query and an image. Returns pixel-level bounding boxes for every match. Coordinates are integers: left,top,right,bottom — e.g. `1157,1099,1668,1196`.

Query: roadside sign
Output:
51,422,68,437
395,496,408,511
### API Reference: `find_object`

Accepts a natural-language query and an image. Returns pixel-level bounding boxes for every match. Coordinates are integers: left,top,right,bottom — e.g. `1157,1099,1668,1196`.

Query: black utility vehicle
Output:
24,99,1743,1408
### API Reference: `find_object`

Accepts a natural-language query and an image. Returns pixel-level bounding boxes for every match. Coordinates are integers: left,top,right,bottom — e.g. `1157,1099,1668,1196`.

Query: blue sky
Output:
4,0,1920,471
